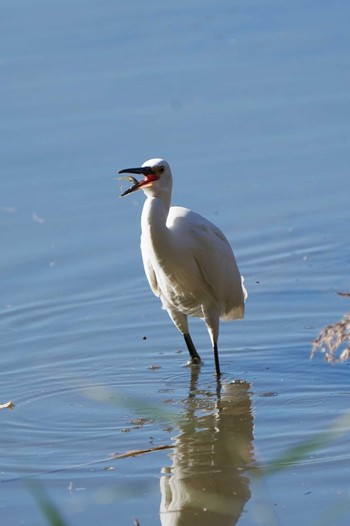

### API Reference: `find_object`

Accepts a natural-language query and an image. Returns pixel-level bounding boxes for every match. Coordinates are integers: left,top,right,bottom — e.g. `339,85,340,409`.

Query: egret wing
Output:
168,207,245,319
141,252,160,297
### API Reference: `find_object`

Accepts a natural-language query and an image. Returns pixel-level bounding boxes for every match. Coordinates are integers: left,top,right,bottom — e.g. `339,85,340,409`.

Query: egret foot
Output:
183,333,201,364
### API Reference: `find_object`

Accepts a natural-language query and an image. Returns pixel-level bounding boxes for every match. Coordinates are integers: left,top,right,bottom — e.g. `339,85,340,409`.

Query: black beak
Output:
118,166,154,176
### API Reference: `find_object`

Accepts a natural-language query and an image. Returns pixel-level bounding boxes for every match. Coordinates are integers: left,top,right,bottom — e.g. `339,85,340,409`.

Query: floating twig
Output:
2,444,174,483
110,444,174,460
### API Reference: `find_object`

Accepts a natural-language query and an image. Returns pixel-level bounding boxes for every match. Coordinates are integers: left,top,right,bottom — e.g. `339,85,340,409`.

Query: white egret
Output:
119,158,247,377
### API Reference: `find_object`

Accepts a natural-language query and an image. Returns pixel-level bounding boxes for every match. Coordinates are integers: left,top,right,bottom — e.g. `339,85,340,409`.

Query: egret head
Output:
119,158,172,198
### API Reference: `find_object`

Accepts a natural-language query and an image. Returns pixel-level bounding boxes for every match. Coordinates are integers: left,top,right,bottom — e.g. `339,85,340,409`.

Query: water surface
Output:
1,1,350,525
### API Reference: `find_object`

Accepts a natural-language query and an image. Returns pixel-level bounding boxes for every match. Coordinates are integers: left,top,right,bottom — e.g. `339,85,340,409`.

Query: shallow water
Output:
1,1,350,525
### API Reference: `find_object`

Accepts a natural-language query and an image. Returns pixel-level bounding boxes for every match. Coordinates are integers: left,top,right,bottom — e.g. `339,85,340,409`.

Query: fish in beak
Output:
118,166,159,197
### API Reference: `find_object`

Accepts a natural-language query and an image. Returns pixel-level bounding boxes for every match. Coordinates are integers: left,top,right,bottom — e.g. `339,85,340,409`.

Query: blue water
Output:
1,1,350,525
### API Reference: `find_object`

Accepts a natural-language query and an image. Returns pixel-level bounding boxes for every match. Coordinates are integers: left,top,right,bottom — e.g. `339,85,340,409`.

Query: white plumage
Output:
119,158,247,377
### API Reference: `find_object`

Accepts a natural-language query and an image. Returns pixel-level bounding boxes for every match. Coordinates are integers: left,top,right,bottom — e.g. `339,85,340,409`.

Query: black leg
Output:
213,342,221,378
183,333,201,365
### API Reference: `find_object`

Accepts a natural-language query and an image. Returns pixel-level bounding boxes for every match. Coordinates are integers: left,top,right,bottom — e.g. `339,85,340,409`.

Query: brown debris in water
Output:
311,312,350,363
0,401,14,410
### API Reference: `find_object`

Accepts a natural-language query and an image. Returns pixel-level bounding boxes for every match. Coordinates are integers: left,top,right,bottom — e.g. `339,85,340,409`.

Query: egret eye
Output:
159,166,165,174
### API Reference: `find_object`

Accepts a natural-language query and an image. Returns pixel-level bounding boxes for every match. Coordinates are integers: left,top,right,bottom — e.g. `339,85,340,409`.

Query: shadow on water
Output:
159,372,254,526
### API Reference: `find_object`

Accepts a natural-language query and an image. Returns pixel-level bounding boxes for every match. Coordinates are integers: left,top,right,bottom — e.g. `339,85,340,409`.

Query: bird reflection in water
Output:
160,373,254,526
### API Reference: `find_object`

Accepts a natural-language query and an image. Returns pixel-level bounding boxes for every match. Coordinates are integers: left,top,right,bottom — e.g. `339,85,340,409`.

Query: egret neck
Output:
141,192,172,259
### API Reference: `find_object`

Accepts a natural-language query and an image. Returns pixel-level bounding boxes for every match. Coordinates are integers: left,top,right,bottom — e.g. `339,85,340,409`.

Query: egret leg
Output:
201,308,221,377
183,333,201,365
213,342,221,378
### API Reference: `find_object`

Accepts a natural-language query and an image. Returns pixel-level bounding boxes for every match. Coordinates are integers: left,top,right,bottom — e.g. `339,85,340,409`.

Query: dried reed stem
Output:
311,312,350,363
